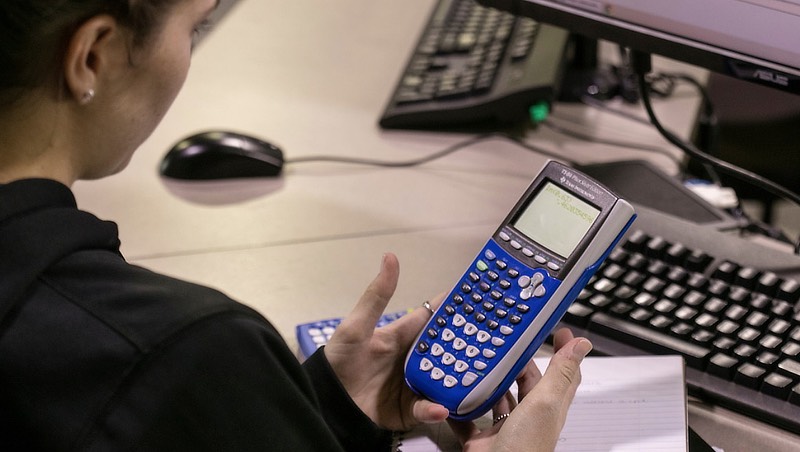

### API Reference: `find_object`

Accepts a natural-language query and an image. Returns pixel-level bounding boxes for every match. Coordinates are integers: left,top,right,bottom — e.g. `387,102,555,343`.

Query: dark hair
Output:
0,0,182,107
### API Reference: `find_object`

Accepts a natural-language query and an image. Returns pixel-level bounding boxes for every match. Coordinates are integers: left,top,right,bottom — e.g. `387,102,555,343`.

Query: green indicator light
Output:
529,102,550,124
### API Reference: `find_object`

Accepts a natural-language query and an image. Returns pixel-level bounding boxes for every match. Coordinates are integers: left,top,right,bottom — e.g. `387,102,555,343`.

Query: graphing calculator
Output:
404,160,636,420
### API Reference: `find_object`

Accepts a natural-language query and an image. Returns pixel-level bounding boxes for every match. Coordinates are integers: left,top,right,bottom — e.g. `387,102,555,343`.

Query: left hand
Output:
323,252,450,431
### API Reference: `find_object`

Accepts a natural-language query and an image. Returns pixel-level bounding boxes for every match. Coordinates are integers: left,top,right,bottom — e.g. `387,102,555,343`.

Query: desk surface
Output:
72,0,800,450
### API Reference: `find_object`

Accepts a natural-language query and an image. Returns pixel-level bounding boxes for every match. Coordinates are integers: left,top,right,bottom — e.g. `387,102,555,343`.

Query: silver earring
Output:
80,89,96,104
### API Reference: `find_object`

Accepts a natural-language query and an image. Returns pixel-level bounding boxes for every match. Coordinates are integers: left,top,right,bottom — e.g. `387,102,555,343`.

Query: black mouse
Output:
160,131,284,180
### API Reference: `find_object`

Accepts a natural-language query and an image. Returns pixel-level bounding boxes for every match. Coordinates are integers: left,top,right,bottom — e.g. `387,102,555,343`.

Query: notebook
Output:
393,355,688,451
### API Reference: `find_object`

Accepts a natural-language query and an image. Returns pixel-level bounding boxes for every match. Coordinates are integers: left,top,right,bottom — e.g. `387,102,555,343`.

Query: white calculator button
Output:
482,349,497,359
462,372,479,387
477,331,491,343
520,287,533,300
499,231,511,241
453,338,467,350
312,336,326,344
453,314,467,328
531,272,545,285
420,358,434,372
322,326,336,335
534,255,547,264
473,360,488,371
454,360,469,373
522,247,534,257
308,328,323,336
442,328,456,341
547,262,561,271
442,353,456,366
510,240,522,250
464,323,478,336
431,343,445,356
518,275,531,288
491,337,505,347
466,345,480,358
444,375,458,388
500,325,514,335
534,285,547,297
431,368,445,380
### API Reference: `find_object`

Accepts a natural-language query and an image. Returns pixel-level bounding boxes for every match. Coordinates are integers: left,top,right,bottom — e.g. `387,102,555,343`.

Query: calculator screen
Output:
512,181,600,258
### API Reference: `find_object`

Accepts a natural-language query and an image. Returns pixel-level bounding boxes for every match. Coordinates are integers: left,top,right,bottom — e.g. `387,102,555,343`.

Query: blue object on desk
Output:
296,310,409,359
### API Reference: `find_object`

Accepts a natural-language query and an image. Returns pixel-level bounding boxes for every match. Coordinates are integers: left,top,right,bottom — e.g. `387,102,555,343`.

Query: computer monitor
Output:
477,0,800,95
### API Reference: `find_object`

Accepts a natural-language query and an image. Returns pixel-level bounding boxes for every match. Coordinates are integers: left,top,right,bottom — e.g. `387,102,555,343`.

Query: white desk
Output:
72,0,800,450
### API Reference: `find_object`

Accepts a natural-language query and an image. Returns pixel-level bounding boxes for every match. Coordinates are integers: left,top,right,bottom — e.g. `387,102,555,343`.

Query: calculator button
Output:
431,343,445,356
453,314,467,327
509,315,522,324
474,312,486,322
487,320,499,330
517,304,530,314
476,260,489,271
442,353,456,366
548,262,561,271
518,275,531,288
507,268,519,278
420,358,434,371
460,283,472,293
455,360,469,373
442,328,456,341
416,342,430,353
534,285,547,298
504,297,516,307
483,349,497,359
463,372,479,387
444,305,456,315
453,338,467,350
495,309,508,318
520,287,533,300
466,346,480,358
468,272,480,282
484,250,496,260
444,375,458,388
322,326,336,335
499,280,511,290
426,328,438,339
435,316,447,327
491,337,505,347
477,331,491,343
312,336,326,344
464,323,478,335
534,255,547,265
479,282,491,292
431,368,445,380
496,260,508,270
487,271,499,281
532,272,545,285
308,328,322,336
499,231,511,241
473,361,488,371
500,325,514,335
510,240,522,250
464,303,476,314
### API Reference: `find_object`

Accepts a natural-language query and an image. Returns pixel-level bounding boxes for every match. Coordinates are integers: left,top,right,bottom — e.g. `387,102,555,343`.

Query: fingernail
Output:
573,339,593,361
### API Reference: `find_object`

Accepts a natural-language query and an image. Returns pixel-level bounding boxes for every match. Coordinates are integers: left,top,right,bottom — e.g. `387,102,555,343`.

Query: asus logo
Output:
752,69,789,87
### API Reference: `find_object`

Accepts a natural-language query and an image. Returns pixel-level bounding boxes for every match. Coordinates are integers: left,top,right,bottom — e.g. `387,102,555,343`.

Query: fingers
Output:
514,357,543,401
552,327,576,352
390,292,446,345
411,398,450,424
336,253,400,341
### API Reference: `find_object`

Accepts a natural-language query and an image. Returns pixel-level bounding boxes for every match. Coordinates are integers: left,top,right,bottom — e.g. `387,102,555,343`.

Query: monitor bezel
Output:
478,0,800,95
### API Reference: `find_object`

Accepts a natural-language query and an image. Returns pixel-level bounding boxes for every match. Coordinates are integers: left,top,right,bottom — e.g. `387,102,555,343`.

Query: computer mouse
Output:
160,130,284,180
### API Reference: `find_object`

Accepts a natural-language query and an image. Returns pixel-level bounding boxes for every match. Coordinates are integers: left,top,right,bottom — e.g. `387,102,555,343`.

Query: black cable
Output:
285,133,574,168
541,118,682,165
631,52,800,254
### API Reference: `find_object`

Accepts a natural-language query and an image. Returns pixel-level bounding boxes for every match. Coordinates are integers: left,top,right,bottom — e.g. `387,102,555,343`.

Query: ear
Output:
62,15,124,105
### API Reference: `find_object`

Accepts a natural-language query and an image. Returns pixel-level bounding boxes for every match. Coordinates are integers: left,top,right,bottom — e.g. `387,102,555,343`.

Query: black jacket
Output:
0,179,392,451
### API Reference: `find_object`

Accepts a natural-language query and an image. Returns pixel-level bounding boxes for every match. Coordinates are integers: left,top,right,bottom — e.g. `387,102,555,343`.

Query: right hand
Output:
447,328,591,452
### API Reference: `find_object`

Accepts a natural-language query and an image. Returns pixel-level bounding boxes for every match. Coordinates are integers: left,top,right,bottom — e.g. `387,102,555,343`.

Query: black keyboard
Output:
560,205,800,433
379,0,568,129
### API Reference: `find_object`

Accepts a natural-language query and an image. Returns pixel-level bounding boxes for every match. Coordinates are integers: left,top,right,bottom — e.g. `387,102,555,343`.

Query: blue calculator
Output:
296,310,409,359
404,160,636,420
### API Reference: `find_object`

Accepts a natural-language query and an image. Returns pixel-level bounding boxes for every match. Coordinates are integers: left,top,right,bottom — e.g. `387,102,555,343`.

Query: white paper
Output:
393,355,687,452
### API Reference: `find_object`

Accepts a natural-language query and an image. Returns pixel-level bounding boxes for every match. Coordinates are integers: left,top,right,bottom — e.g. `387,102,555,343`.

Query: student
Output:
0,1,591,450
